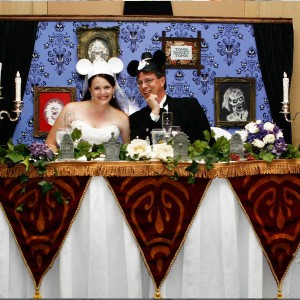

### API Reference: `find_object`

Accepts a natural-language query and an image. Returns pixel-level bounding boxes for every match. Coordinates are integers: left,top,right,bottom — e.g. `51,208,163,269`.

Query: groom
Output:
127,50,212,144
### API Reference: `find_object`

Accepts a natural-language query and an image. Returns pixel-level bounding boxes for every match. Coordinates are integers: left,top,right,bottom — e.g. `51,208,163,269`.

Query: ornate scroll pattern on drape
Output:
0,176,90,294
107,175,211,291
228,174,300,289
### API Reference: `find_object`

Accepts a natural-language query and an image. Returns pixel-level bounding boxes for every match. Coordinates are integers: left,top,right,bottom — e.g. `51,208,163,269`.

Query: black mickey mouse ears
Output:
127,50,166,77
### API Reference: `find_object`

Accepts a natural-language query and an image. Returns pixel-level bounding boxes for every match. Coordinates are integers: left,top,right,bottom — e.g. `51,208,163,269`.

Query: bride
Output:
46,57,130,153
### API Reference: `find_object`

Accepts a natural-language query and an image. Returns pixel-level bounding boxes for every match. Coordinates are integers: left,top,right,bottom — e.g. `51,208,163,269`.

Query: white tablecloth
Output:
0,177,299,298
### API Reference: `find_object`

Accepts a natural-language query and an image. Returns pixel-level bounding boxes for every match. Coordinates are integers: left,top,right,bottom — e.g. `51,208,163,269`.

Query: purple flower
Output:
30,142,54,161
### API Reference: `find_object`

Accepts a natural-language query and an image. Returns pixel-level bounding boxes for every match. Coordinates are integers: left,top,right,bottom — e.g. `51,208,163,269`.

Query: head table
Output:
0,159,300,299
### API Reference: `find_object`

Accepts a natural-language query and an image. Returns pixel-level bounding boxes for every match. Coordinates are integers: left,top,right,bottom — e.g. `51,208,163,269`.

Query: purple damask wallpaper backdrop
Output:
12,21,270,145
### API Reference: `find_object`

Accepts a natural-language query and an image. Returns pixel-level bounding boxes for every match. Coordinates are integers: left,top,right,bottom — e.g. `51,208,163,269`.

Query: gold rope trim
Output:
0,177,92,297
106,176,212,296
1,159,300,179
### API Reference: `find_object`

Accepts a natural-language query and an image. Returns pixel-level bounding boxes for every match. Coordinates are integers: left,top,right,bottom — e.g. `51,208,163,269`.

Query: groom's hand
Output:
146,94,160,116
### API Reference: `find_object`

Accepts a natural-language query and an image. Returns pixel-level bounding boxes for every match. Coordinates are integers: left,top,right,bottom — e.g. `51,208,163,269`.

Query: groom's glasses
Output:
137,77,158,87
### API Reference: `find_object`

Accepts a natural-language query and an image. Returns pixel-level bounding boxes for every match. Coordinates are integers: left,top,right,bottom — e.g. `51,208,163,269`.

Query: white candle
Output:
283,72,289,103
0,62,2,87
15,71,21,102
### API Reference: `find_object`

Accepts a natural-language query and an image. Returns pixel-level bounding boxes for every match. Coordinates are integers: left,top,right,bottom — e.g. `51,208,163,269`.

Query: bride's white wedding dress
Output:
71,120,120,144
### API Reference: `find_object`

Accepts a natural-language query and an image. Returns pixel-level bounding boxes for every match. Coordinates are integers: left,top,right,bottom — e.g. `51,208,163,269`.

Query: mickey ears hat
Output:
127,50,166,77
76,57,124,79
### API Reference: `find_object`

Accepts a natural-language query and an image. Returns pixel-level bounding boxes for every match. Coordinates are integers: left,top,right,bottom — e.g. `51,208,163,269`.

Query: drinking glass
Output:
171,126,181,137
162,112,173,139
151,128,165,145
64,111,75,132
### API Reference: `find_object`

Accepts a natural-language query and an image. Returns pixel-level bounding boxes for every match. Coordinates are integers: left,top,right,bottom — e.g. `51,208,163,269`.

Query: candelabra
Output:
0,71,22,122
281,101,300,122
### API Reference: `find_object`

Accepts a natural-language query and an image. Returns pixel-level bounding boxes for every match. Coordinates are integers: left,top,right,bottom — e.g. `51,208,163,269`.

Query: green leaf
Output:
16,203,24,212
19,174,29,184
185,159,199,175
71,128,82,141
259,150,274,162
38,180,53,194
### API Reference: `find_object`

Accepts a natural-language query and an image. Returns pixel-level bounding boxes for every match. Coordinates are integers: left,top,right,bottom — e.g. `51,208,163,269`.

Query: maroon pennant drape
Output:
0,176,90,291
228,174,300,288
107,175,211,290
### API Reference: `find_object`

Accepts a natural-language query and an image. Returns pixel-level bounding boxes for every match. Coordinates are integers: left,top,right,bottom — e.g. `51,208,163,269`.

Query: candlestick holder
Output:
0,87,22,122
281,101,300,122
0,86,3,100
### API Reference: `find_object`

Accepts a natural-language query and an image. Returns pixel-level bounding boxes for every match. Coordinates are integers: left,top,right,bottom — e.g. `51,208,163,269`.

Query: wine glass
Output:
162,112,173,139
171,126,181,137
64,111,75,132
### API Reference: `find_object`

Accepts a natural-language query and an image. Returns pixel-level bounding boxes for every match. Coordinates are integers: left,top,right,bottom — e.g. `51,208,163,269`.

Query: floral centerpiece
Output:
235,120,293,162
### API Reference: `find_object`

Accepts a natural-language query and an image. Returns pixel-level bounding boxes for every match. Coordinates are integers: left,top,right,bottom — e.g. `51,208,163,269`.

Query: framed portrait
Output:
76,26,120,62
161,31,204,75
34,86,76,137
214,77,256,127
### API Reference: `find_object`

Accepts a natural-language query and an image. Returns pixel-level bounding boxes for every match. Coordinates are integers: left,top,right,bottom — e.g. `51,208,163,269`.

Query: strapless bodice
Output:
71,120,120,145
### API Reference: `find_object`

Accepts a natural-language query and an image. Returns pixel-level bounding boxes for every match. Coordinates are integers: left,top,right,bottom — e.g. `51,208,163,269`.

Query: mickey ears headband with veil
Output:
76,57,124,79
127,50,166,77
76,57,125,101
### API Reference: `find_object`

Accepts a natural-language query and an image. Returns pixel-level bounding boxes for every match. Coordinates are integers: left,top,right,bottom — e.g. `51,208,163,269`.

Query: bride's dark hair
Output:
82,74,120,109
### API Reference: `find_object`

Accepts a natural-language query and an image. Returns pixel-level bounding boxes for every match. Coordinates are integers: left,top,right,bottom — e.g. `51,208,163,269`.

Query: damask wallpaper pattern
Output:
12,21,270,145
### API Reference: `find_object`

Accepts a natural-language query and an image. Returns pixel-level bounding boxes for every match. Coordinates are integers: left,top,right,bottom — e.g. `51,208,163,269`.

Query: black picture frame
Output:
214,77,256,127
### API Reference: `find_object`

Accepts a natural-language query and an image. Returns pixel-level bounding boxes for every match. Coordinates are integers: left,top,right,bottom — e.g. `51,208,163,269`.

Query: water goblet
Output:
56,128,67,148
64,111,75,132
162,112,173,140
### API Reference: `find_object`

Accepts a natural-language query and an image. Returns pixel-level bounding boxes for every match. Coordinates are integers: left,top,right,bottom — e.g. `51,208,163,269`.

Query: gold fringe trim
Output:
277,285,283,298
154,289,161,299
34,288,41,298
1,159,300,179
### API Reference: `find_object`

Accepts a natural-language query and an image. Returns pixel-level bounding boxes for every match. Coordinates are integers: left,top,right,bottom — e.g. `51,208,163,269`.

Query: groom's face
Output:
137,71,166,101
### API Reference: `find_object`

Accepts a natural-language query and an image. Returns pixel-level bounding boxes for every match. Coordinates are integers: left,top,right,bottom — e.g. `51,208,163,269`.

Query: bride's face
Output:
89,76,115,104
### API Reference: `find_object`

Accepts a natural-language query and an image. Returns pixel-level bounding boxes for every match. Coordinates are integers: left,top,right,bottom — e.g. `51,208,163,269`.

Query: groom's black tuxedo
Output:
129,95,212,143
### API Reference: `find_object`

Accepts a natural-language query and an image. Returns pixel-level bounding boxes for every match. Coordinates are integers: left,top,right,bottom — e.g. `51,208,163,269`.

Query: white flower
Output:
263,134,275,144
127,139,152,160
235,129,248,143
152,144,174,161
252,139,265,148
276,131,284,138
263,122,275,131
245,122,259,134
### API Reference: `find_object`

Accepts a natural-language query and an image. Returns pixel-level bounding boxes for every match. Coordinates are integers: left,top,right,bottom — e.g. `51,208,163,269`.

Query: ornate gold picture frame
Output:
76,26,120,62
214,77,256,127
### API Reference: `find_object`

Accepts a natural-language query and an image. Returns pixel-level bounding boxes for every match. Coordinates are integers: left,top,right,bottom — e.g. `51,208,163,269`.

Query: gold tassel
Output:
154,289,161,299
34,288,42,299
277,285,283,299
